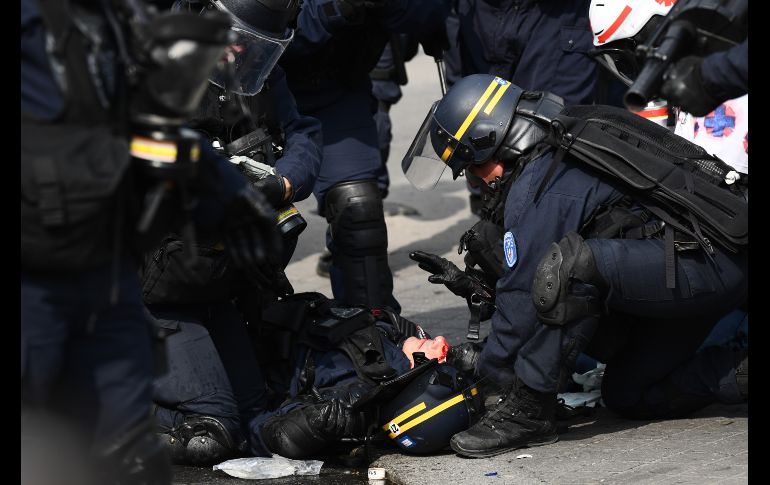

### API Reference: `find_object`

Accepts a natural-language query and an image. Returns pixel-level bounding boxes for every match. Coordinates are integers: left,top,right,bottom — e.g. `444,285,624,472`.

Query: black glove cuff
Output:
253,174,286,209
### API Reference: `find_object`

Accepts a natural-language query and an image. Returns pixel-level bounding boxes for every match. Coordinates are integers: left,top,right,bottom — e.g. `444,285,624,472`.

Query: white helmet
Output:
589,0,676,46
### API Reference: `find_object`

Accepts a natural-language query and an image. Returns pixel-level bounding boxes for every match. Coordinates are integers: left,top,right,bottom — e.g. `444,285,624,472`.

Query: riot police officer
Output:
144,0,323,466
277,0,451,311
403,74,748,458
21,0,280,482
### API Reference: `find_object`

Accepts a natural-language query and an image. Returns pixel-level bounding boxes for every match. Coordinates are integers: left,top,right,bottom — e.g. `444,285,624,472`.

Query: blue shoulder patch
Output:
503,231,517,268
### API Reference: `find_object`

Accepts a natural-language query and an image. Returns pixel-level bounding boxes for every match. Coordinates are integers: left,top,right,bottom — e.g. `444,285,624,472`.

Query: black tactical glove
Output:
261,399,364,459
252,174,286,209
446,341,483,377
223,185,284,290
661,56,723,117
410,250,493,301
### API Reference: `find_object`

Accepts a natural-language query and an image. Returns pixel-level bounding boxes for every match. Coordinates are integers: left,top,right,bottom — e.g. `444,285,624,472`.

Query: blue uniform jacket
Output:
478,149,624,384
454,0,597,105
264,67,323,203
701,38,748,104
283,0,450,109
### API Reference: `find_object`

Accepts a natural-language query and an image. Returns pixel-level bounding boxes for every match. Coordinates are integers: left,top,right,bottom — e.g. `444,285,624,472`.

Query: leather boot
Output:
450,377,558,458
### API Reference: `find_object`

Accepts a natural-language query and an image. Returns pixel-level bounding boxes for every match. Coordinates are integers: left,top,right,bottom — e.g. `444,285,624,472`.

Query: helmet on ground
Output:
173,0,299,95
379,363,483,454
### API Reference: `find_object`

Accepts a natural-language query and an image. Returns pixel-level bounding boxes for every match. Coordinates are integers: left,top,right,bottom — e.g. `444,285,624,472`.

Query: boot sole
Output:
450,434,559,459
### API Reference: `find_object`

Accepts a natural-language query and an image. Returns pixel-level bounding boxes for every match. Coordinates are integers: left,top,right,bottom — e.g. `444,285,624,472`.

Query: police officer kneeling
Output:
403,74,748,458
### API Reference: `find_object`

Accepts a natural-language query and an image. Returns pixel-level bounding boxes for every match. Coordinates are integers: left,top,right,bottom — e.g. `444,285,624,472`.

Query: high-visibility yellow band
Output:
440,145,455,162
190,145,200,162
382,401,427,431
130,137,178,163
454,79,499,140
388,393,466,438
483,82,511,115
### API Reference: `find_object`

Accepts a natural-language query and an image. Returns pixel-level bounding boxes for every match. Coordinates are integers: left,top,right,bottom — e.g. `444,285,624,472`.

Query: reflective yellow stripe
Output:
388,393,466,438
382,401,427,431
471,387,478,396
440,145,454,161
130,137,178,161
483,82,511,115
454,79,499,140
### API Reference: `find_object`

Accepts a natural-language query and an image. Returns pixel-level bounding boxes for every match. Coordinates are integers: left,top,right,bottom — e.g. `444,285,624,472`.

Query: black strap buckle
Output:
466,294,484,341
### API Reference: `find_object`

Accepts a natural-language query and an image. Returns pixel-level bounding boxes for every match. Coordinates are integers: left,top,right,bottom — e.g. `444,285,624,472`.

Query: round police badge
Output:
503,231,517,268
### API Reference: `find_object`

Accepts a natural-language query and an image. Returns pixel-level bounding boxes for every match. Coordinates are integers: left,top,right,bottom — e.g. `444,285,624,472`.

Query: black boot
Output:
161,416,243,466
450,377,558,458
316,249,332,278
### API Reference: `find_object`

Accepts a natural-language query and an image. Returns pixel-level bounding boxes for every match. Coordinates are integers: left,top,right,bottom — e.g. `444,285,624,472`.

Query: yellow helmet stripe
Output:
388,390,472,439
440,78,508,162
440,145,455,162
454,79,500,141
483,81,511,115
382,401,427,431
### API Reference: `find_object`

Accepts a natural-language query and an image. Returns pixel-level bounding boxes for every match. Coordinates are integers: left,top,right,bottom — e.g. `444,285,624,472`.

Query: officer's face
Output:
467,159,504,187
402,336,449,368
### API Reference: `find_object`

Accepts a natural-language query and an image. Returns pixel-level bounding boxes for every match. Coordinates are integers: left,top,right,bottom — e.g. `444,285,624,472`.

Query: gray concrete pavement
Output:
174,52,748,484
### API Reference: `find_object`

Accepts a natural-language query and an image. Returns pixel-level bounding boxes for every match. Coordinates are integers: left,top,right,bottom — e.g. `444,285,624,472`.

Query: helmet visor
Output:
172,0,293,95
588,43,640,87
209,21,293,95
402,101,469,191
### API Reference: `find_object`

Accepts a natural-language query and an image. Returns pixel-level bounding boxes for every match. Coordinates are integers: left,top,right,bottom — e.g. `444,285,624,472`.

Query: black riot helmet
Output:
379,364,483,454
402,74,564,191
173,0,299,95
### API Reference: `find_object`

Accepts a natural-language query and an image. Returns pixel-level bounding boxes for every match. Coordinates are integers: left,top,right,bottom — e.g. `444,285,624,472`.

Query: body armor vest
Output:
22,0,134,272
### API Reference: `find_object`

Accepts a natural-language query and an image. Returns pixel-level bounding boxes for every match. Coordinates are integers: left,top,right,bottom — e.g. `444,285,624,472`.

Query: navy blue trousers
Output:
21,260,155,447
150,302,267,445
309,86,399,310
508,239,746,418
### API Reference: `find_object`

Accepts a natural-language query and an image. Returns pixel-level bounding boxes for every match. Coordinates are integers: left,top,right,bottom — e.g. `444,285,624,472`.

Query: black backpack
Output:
535,104,747,287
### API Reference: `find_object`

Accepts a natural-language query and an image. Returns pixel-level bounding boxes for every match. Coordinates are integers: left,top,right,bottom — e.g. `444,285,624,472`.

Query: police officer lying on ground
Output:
402,74,748,458
249,292,482,459
144,0,323,466
153,287,476,463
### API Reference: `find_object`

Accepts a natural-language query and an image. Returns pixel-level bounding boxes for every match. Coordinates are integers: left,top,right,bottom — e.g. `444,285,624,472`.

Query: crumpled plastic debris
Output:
557,390,602,408
484,471,498,476
515,454,533,459
213,455,323,479
572,363,606,392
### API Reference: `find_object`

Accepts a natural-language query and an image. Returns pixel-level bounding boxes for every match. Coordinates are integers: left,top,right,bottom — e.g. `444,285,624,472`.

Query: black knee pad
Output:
325,180,388,255
531,232,606,326
324,180,393,307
